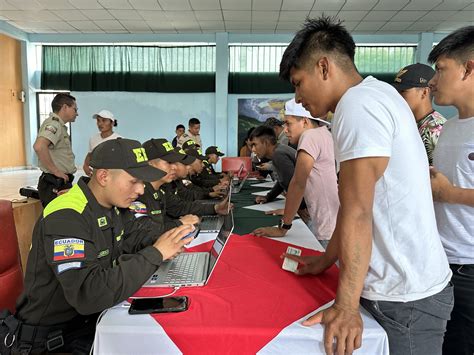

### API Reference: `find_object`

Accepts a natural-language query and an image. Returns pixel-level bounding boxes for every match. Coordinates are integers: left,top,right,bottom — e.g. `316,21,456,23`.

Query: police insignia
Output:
53,238,85,261
97,216,107,227
129,201,147,214
45,125,57,134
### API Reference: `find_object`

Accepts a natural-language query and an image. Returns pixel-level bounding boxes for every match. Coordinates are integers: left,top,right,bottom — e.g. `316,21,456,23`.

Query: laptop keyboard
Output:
200,215,221,230
150,253,202,285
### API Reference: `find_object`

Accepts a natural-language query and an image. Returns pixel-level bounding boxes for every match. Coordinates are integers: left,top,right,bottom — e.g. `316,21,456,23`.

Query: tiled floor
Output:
0,169,85,201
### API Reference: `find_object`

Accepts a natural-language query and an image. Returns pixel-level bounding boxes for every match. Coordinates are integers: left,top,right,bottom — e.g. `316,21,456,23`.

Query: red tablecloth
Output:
133,234,339,354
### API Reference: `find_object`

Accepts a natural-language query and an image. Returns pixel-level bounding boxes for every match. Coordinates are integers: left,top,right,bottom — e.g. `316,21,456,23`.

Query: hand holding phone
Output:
128,296,189,314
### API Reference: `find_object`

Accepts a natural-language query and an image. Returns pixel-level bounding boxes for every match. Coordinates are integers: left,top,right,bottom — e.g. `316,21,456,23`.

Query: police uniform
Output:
175,179,213,201
177,131,202,148
162,182,216,217
131,182,182,232
2,139,168,354
36,113,76,207
190,160,223,188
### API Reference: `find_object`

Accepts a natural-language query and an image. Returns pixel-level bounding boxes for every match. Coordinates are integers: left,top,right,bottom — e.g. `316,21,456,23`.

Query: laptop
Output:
231,173,249,194
199,188,232,233
143,211,234,287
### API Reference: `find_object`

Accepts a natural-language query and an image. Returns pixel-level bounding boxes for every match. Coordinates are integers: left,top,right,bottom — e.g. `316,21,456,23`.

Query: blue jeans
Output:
443,264,474,355
361,283,454,355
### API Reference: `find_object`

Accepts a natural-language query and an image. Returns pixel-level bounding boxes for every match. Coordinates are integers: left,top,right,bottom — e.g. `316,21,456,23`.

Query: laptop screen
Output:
206,212,234,279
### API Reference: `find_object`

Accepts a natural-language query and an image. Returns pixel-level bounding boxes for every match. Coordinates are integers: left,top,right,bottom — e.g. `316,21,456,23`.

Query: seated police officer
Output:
1,138,194,354
130,138,201,231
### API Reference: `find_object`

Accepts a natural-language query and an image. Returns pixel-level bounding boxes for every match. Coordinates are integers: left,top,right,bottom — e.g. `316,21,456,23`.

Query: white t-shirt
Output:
433,116,474,264
88,132,121,153
332,76,451,302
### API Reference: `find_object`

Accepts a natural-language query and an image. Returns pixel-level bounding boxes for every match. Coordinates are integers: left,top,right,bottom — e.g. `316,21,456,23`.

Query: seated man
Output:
1,138,194,354
162,148,231,218
392,63,446,165
191,145,229,188
129,138,201,232
204,145,225,176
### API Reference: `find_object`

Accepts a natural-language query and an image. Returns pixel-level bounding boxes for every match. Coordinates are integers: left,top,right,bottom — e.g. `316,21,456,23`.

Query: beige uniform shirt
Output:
37,113,76,174
177,131,202,148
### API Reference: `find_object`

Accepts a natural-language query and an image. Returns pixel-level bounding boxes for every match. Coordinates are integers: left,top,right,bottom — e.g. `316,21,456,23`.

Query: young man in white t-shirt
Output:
83,109,121,176
427,26,474,355
279,17,453,355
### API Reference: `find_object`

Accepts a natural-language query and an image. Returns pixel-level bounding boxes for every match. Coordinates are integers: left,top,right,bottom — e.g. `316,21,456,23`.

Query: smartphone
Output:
182,227,200,240
128,296,189,315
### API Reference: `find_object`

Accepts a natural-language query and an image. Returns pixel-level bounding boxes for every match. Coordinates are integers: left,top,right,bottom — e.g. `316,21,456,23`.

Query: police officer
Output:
177,117,202,148
137,139,231,223
33,93,78,207
1,138,194,354
131,138,200,231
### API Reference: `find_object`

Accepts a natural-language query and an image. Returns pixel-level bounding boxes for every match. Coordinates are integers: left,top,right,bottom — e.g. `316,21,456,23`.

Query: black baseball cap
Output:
173,147,196,165
143,138,188,163
205,146,225,156
181,139,197,150
185,146,206,161
90,138,166,181
392,63,435,91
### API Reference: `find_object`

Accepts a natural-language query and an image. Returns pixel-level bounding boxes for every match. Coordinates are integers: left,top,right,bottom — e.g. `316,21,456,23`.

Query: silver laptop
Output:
231,173,249,193
143,212,234,288
199,188,232,233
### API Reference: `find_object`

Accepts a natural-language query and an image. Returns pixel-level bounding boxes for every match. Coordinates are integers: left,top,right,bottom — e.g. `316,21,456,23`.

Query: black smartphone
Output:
128,296,189,315
182,227,200,240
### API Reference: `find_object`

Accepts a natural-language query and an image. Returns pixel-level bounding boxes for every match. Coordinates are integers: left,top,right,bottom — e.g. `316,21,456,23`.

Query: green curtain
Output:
41,46,215,92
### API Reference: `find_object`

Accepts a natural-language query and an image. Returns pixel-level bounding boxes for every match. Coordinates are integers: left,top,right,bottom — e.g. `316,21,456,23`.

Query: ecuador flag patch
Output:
53,238,85,262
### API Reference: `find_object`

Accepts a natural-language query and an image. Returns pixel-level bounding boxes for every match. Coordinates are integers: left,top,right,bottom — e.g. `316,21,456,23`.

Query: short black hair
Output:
189,117,200,126
428,26,474,65
249,125,277,146
280,16,356,81
51,93,76,113
176,124,185,130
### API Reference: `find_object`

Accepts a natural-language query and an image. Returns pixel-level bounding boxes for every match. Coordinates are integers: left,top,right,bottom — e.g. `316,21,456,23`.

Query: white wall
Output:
70,91,215,167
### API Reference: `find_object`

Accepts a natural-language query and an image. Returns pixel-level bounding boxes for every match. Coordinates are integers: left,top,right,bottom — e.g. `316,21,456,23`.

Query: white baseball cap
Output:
93,109,116,122
284,99,330,126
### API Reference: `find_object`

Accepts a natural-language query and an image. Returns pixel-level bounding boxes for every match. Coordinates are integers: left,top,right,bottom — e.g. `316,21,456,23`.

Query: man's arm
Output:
305,156,388,355
83,153,93,176
33,136,69,181
431,168,474,207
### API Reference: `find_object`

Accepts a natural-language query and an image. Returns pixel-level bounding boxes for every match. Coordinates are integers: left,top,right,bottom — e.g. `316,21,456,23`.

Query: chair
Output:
0,199,24,313
221,157,252,177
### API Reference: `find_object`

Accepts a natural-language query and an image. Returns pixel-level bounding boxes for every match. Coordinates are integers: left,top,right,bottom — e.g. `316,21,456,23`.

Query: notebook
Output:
199,188,232,233
143,211,234,287
231,173,249,193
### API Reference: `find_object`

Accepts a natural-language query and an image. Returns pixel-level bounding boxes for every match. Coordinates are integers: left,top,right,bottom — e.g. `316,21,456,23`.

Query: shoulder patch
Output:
129,201,148,218
57,261,83,274
53,238,85,262
45,125,58,134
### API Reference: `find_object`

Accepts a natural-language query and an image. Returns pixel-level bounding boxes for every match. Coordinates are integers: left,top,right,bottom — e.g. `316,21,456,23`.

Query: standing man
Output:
253,100,337,248
83,109,121,176
33,93,78,207
177,117,202,148
279,17,452,355
172,124,185,147
427,26,474,355
392,63,446,165
1,138,193,354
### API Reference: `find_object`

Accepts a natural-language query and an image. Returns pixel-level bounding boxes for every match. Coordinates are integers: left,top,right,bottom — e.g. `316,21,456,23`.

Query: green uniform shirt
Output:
16,177,163,326
37,113,76,174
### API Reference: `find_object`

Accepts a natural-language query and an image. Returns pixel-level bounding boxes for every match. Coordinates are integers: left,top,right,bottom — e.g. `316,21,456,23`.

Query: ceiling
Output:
0,0,472,35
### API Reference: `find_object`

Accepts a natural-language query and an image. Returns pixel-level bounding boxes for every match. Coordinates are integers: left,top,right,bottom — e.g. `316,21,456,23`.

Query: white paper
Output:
250,181,276,188
251,190,284,199
242,199,285,212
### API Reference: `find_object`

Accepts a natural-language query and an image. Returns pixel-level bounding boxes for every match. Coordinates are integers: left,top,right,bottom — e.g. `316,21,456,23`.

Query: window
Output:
36,91,71,134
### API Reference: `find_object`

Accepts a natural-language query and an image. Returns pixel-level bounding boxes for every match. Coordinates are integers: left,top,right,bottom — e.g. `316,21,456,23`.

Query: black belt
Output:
1,311,64,353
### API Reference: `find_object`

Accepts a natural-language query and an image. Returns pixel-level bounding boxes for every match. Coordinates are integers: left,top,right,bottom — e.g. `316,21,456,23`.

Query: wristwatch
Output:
278,219,292,230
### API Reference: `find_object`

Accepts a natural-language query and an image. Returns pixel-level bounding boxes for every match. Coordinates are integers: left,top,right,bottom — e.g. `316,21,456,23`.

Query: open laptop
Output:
199,188,232,233
143,211,234,288
231,173,249,194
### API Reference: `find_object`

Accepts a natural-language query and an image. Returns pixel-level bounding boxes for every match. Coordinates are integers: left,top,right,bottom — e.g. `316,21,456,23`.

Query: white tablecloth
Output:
94,220,389,355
